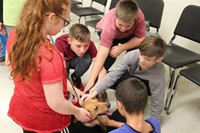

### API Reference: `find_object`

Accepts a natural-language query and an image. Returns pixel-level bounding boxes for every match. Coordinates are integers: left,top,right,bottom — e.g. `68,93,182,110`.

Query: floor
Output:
1,9,200,133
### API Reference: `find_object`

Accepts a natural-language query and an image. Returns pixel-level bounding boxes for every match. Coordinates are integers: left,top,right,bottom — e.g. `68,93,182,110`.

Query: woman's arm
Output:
43,81,91,122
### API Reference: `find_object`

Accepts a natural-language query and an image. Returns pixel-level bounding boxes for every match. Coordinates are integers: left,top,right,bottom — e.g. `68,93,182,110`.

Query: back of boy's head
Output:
139,36,167,58
115,78,148,114
69,23,90,43
115,0,139,24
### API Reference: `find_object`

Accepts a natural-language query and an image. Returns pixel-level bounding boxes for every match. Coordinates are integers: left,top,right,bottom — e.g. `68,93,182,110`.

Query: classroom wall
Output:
160,0,200,53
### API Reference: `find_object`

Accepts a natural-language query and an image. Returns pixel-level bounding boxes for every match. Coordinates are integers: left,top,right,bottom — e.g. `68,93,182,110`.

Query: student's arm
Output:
110,36,145,58
91,57,107,83
80,52,133,104
43,81,91,122
84,45,110,92
97,115,124,128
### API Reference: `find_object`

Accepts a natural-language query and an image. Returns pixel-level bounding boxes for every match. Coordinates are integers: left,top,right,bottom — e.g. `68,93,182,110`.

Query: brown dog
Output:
82,92,111,128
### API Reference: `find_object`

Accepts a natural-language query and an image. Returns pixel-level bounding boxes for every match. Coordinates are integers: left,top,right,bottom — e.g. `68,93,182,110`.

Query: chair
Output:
85,0,120,30
71,0,108,23
163,5,200,113
71,0,82,6
165,65,200,114
135,0,164,33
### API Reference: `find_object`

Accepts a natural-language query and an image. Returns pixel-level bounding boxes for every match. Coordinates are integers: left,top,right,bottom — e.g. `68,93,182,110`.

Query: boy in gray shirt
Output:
80,36,166,126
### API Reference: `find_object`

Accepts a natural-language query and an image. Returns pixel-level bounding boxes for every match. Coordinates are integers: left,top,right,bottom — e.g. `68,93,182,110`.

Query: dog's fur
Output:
82,98,110,127
71,92,111,132
82,92,110,127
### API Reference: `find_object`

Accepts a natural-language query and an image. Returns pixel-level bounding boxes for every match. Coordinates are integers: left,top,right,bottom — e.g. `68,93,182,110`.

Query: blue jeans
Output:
0,26,8,58
66,53,92,78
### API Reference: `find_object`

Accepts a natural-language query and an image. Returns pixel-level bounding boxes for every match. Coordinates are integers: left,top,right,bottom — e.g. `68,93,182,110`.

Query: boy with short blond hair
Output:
85,0,146,93
115,0,138,23
56,23,105,91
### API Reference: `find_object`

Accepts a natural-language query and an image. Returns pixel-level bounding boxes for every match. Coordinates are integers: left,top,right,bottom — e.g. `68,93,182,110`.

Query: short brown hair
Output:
115,0,139,23
69,23,90,43
115,78,148,114
139,36,166,58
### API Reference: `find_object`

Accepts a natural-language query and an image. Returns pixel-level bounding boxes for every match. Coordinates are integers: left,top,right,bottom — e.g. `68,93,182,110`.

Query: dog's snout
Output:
107,102,111,108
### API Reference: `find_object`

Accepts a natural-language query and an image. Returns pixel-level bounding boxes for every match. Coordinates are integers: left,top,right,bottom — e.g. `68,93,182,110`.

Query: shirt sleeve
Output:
133,9,146,38
55,34,67,54
149,66,165,120
88,41,97,59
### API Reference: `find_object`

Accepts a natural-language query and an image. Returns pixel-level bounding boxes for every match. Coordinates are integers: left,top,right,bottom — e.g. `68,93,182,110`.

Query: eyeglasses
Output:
56,14,70,27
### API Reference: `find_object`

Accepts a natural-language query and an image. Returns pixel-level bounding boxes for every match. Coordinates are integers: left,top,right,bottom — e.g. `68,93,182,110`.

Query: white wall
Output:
160,0,200,53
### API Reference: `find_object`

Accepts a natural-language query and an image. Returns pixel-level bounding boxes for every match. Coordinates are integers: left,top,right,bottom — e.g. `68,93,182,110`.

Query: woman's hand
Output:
74,108,91,122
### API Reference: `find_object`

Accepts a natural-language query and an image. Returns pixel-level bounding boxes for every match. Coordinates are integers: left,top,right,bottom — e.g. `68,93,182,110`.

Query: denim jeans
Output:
0,26,8,58
66,53,92,78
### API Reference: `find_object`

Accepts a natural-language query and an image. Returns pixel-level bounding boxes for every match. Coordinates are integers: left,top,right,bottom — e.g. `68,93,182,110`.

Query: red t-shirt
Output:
96,8,146,48
55,34,97,61
7,30,71,132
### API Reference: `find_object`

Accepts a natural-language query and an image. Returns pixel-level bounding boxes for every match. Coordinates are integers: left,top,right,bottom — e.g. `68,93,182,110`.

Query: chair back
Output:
109,0,120,10
92,0,108,6
135,0,164,32
174,5,200,43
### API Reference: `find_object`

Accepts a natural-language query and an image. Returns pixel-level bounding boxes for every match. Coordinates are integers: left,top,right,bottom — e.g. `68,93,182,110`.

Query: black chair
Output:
135,0,164,33
163,5,200,113
71,0,108,23
71,0,82,6
166,65,200,114
85,0,120,31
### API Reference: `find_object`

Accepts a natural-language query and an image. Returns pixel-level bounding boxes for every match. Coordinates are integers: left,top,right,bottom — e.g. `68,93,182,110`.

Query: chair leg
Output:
169,67,172,76
164,69,176,110
78,17,81,23
166,74,181,114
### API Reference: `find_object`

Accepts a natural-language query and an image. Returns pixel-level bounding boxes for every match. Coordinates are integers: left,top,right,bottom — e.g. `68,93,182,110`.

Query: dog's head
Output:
83,99,111,119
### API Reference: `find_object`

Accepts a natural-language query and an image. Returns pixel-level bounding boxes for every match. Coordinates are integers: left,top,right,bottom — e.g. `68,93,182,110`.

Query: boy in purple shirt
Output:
108,78,160,133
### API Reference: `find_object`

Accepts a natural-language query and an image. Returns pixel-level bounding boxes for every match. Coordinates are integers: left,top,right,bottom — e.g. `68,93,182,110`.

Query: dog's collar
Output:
85,118,96,123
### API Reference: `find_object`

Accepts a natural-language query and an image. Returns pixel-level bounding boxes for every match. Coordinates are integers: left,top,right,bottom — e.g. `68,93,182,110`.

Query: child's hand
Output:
97,115,110,126
75,88,84,99
110,45,123,58
79,91,98,106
